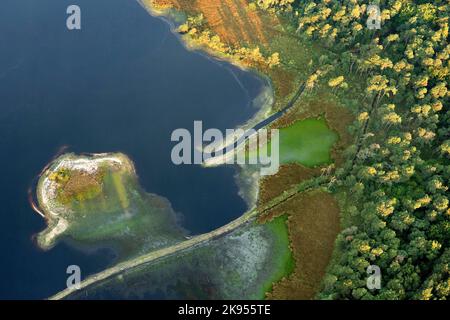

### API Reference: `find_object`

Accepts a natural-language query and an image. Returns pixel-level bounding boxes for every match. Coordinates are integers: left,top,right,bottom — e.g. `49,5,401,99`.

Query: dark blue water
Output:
0,0,264,299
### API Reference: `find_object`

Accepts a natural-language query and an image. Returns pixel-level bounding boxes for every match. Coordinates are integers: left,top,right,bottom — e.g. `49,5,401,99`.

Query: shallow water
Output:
0,0,265,299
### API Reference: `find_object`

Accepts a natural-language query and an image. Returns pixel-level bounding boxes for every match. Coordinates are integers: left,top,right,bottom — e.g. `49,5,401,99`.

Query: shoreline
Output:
35,153,135,250
137,0,278,209
138,0,276,124
45,1,295,298
49,177,313,300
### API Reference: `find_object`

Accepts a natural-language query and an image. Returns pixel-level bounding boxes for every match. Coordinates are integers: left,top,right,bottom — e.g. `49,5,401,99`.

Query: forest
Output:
276,0,450,300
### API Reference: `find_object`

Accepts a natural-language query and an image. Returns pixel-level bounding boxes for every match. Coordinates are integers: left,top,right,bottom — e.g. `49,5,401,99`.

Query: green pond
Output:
279,118,338,167
245,117,338,168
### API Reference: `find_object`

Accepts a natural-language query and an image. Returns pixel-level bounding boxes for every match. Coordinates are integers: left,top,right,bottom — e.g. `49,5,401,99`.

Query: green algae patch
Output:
36,153,185,259
259,215,294,297
240,117,338,169
279,118,338,167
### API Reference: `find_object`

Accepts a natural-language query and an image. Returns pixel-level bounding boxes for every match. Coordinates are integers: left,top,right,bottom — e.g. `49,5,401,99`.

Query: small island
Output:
36,153,185,259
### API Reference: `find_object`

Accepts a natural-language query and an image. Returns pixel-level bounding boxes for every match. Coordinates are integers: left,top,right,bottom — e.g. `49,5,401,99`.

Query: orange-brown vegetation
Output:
261,190,341,299
269,68,296,106
151,0,277,46
51,169,104,204
149,0,300,103
258,164,320,206
64,172,101,196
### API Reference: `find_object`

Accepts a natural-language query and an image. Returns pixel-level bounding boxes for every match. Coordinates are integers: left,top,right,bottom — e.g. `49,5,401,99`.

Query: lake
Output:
0,0,265,299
